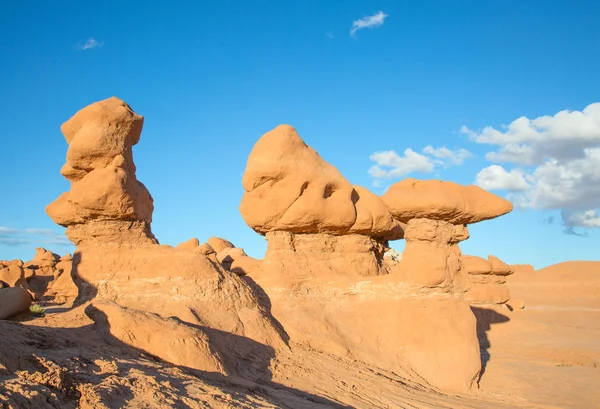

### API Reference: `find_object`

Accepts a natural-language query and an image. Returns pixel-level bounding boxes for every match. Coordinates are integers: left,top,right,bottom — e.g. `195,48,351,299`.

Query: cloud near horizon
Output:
76,37,103,51
0,226,71,248
350,11,387,36
368,146,472,182
463,102,600,231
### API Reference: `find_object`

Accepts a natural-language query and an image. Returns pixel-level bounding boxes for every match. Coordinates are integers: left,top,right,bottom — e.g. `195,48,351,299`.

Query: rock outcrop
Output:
463,255,515,305
0,287,31,319
45,98,288,381
237,125,516,392
381,179,513,290
1,249,78,301
46,97,156,246
240,125,402,277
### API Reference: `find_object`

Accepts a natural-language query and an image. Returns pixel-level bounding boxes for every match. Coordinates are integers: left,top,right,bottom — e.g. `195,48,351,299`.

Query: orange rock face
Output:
381,178,513,224
240,125,401,240
46,97,156,246
237,125,506,392
44,98,289,378
463,255,514,305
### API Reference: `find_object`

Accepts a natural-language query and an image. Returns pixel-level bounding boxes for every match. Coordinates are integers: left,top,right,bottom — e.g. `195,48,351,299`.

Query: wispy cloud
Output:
76,37,103,51
350,11,388,36
0,226,71,248
326,31,335,39
465,103,600,232
563,227,589,237
368,145,472,187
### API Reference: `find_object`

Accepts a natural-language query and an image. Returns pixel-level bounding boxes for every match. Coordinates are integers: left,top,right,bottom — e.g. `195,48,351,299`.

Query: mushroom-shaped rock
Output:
383,179,513,290
240,125,357,234
381,178,513,224
463,255,514,305
240,126,403,277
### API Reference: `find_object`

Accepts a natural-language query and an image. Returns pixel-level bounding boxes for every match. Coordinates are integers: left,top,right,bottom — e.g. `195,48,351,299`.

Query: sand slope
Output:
476,261,600,409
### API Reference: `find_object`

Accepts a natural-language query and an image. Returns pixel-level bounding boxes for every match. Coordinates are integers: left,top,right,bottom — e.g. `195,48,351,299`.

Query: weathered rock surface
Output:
240,125,400,240
236,125,517,392
0,287,31,319
463,255,514,305
1,248,78,301
85,300,225,374
392,218,470,290
44,98,289,366
46,97,156,246
381,178,513,224
176,237,200,251
264,231,388,277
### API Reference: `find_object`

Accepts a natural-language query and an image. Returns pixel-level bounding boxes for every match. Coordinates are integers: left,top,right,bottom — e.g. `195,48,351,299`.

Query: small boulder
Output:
0,287,32,319
207,237,234,254
176,237,200,251
194,243,216,255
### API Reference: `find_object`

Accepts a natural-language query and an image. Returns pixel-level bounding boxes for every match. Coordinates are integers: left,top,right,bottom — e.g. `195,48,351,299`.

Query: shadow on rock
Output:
0,316,352,408
470,306,510,381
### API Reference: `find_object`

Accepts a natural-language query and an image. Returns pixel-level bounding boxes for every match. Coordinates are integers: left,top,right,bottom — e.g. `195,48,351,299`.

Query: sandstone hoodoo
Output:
237,125,517,392
46,97,156,247
381,178,513,290
44,97,288,378
463,255,515,305
240,124,402,277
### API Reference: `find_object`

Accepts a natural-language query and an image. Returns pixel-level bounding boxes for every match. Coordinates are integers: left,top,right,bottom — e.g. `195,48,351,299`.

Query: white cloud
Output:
76,37,103,51
368,146,472,185
369,149,434,179
326,31,335,39
462,103,600,165
562,210,600,228
0,226,71,248
423,146,473,165
475,165,530,191
465,103,600,231
350,11,387,36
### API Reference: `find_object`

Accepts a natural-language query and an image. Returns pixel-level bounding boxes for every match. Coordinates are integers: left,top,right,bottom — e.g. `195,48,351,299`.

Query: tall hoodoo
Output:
44,98,289,379
46,97,156,246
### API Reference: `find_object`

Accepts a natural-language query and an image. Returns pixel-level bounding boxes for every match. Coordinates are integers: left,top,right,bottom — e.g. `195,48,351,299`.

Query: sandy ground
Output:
476,261,600,409
1,261,598,408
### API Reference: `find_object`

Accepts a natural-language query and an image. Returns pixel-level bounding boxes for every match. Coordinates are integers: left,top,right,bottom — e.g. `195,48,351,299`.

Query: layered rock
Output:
45,98,288,380
46,97,156,246
463,255,515,305
1,249,80,305
381,179,513,291
238,126,502,392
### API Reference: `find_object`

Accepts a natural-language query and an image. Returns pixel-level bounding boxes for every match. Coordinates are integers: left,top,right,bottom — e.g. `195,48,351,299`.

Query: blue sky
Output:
1,1,599,269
